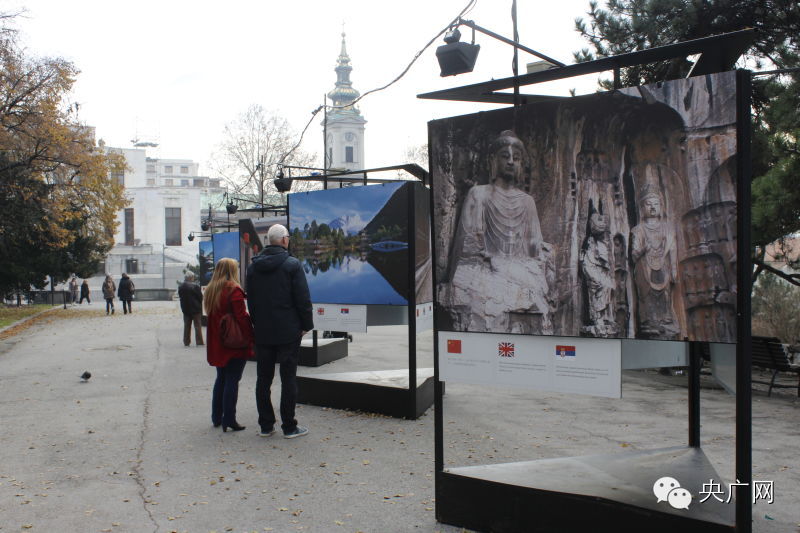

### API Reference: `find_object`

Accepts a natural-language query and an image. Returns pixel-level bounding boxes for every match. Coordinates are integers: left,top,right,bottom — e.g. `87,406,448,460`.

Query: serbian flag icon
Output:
447,339,462,354
317,308,325,315
340,308,349,314
556,345,576,357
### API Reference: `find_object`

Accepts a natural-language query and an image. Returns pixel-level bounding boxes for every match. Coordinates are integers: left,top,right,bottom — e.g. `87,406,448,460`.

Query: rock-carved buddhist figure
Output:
448,130,553,334
580,208,617,337
630,180,680,339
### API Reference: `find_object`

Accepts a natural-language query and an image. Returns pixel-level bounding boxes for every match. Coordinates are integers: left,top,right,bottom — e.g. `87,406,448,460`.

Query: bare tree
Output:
211,105,319,208
395,142,429,180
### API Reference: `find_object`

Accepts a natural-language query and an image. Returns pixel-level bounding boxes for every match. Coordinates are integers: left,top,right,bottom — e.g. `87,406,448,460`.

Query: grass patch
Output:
0,304,52,329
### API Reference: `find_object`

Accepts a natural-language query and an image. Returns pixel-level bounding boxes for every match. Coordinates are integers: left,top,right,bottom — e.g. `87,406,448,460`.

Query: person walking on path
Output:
247,224,313,439
101,275,116,315
178,272,204,346
204,258,253,432
69,277,79,304
79,280,91,304
118,273,135,314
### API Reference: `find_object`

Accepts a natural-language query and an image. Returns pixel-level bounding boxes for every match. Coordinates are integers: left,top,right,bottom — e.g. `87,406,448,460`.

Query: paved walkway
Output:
0,302,797,532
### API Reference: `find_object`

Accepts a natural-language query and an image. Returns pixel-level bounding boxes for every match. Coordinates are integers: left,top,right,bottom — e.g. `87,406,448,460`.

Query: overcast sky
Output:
13,0,603,175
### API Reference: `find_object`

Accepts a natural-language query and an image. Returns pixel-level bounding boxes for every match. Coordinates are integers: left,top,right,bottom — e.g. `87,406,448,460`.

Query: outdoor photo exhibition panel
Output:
430,70,749,532
287,182,435,418
238,216,287,289
198,240,213,286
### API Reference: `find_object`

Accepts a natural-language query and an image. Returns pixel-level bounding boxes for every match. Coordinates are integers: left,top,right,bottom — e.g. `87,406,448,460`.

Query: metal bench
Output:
751,335,800,397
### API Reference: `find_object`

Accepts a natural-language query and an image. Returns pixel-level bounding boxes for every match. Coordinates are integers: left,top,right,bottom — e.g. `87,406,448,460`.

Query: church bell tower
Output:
324,32,367,172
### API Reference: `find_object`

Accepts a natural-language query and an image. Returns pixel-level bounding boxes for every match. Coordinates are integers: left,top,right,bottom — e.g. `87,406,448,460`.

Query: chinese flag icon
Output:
447,339,462,354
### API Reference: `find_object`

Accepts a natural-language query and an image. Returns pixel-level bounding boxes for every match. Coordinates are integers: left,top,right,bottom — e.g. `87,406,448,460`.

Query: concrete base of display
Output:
298,338,348,367
297,368,434,419
437,446,734,533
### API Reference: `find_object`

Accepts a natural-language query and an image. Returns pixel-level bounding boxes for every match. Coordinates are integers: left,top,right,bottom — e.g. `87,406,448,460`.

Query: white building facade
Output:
100,146,224,289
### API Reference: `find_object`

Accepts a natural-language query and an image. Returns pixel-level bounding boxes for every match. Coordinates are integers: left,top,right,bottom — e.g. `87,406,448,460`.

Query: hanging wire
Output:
278,0,479,166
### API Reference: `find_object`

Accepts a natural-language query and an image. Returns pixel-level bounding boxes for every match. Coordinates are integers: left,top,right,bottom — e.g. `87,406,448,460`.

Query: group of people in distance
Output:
185,223,314,440
68,273,135,315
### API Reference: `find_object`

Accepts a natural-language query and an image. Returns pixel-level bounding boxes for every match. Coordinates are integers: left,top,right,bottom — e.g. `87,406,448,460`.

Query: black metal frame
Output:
419,29,754,105
424,36,754,533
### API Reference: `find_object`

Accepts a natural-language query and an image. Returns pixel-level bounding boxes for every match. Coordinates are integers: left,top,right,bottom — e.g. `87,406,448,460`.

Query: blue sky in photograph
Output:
212,232,240,264
289,182,404,233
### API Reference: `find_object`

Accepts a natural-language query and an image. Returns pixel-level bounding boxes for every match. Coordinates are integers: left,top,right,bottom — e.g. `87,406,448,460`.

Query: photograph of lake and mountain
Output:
288,182,410,305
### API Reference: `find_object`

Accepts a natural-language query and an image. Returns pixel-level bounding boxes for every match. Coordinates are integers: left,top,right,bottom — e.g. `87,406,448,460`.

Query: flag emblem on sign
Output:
340,308,349,314
498,342,515,358
447,339,461,354
317,308,325,315
416,309,420,317
556,345,576,357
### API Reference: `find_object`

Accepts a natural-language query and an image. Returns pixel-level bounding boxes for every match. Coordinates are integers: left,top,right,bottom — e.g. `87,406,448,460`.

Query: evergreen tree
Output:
575,0,800,282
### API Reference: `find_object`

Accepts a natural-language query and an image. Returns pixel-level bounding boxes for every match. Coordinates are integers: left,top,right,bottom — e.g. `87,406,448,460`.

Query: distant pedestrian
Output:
204,258,253,432
247,224,313,439
102,275,116,315
69,277,79,304
178,272,204,346
79,280,91,304
118,273,135,314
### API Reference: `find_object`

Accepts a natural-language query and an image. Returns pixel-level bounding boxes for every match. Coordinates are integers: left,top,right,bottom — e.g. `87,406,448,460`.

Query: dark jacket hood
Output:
251,245,290,273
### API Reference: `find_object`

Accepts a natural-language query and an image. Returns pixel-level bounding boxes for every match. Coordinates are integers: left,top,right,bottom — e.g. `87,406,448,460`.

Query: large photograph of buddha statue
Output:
430,71,738,343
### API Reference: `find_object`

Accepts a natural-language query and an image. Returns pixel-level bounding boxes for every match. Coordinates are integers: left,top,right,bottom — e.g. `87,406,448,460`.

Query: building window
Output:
124,208,134,245
146,178,155,186
165,208,181,245
345,146,354,163
164,178,173,186
146,164,156,173
193,178,205,187
180,166,189,174
110,169,124,186
209,179,220,188
125,258,139,274
181,179,189,187
164,165,173,174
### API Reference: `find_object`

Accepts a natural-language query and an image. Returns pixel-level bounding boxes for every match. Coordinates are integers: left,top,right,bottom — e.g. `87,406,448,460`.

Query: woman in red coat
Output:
203,258,253,432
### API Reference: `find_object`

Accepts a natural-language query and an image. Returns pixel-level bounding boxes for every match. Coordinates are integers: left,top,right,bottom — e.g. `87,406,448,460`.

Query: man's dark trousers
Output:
255,341,300,433
183,313,204,346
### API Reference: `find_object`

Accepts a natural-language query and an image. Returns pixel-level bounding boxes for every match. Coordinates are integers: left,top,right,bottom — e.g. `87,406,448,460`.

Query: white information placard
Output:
415,302,434,333
312,303,367,333
439,332,621,399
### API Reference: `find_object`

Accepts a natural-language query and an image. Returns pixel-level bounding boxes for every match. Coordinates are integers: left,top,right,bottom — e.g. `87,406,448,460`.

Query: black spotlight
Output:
436,27,480,77
187,232,195,242
200,221,209,232
226,203,238,215
274,168,293,193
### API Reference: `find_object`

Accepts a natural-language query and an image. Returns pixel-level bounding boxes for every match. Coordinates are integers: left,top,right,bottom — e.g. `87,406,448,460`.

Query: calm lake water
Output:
301,250,408,305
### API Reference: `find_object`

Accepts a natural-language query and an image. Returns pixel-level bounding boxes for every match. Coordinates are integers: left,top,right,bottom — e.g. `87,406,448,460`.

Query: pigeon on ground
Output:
80,371,91,382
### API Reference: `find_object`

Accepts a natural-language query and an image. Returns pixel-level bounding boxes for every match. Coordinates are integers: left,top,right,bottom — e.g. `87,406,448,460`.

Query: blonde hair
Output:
203,258,241,315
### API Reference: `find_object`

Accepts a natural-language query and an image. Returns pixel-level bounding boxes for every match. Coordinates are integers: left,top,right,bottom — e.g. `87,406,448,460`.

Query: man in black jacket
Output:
117,273,135,314
178,273,204,346
246,224,314,439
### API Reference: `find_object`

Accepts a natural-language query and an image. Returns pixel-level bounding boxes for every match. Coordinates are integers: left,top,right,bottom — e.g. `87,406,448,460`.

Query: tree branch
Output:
753,257,800,285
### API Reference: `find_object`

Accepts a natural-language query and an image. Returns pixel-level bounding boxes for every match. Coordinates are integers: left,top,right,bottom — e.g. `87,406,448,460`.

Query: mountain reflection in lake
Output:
299,250,408,305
